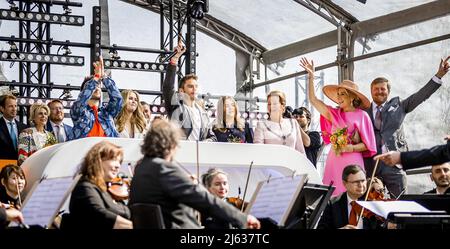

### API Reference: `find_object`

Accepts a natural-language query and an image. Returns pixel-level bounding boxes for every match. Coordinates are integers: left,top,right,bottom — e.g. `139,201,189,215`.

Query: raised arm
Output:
162,40,186,117
300,58,331,121
402,56,449,113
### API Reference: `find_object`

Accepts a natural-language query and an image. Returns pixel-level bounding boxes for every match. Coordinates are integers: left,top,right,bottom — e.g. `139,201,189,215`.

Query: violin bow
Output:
14,175,22,208
356,158,380,224
240,161,254,212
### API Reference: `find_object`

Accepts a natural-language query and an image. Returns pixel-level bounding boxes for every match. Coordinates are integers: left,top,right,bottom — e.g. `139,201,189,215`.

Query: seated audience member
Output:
0,165,26,209
213,96,253,143
424,162,450,194
292,107,322,167
375,137,450,170
129,120,260,229
65,141,132,229
46,99,74,143
70,57,123,139
116,90,147,138
18,103,56,166
0,94,27,161
254,90,305,154
318,165,380,229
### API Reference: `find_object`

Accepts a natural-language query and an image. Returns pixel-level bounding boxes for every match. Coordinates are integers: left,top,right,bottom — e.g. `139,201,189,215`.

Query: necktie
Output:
349,201,358,226
374,105,382,130
8,121,17,150
55,125,65,143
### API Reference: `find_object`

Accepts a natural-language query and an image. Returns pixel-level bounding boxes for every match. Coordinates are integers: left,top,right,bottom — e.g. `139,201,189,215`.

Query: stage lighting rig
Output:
0,9,84,26
0,50,84,66
188,0,209,20
104,59,167,73
109,45,121,60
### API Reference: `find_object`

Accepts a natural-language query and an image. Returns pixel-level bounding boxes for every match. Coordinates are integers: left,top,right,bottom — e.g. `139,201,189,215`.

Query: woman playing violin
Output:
64,141,132,229
0,165,26,210
201,168,239,229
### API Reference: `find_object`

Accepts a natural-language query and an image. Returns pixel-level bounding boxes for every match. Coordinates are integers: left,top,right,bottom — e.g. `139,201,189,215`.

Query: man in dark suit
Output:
129,119,259,229
318,165,380,229
364,56,450,197
375,137,450,171
424,162,450,195
46,99,74,143
0,95,27,160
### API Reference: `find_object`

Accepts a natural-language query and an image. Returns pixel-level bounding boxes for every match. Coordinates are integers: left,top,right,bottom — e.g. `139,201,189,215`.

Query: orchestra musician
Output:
63,141,132,229
200,168,238,229
0,165,26,209
129,119,260,229
317,165,381,229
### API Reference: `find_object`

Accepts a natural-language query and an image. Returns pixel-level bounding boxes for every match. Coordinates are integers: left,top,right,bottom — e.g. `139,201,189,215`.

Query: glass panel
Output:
353,40,450,150
355,15,450,56
210,0,335,49
331,0,436,21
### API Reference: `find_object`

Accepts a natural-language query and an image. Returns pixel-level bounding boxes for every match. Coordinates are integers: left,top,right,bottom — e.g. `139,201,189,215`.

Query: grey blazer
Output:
365,78,441,154
162,64,217,142
129,157,247,229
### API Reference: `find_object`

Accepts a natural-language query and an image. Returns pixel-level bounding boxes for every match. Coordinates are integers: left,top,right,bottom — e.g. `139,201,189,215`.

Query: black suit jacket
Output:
129,157,247,229
0,118,27,160
400,140,450,170
67,179,130,229
0,208,6,227
317,192,379,229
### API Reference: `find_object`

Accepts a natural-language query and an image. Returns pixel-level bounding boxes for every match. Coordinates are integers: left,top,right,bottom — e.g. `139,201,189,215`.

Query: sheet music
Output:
14,175,80,228
356,200,431,219
247,175,307,226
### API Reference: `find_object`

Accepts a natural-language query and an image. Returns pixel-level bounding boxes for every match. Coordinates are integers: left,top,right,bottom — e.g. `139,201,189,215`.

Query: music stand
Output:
284,183,335,229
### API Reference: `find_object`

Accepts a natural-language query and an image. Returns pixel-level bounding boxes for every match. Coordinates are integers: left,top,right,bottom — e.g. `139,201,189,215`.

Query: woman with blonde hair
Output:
115,89,147,138
18,103,56,165
213,96,253,143
254,90,305,154
65,141,132,229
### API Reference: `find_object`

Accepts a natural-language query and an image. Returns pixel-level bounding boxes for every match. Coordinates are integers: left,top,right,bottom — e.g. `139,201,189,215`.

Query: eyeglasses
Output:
346,179,366,185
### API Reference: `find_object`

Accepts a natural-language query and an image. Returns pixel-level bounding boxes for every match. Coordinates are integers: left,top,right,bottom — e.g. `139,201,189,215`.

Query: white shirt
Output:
186,103,202,141
347,193,363,229
50,121,67,142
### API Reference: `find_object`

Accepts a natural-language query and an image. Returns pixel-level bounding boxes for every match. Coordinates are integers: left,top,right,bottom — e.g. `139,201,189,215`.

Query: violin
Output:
226,197,249,211
108,175,131,201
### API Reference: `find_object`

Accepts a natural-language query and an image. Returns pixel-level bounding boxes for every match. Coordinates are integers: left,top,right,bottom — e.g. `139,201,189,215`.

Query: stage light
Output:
109,46,121,60
188,0,209,20
0,9,84,26
8,40,18,52
103,59,167,73
0,50,84,66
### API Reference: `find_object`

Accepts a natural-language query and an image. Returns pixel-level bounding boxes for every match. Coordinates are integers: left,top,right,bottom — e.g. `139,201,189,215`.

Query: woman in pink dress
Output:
300,58,376,196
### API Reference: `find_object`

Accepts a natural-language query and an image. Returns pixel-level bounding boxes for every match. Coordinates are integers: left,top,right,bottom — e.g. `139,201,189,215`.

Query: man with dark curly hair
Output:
129,120,260,229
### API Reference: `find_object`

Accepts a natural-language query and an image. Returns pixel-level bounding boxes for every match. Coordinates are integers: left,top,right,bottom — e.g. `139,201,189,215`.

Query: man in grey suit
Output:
162,40,216,142
364,56,450,197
